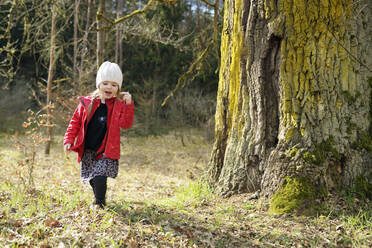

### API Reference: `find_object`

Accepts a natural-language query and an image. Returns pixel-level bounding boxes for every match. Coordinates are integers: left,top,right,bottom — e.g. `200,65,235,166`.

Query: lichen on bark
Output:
262,0,372,198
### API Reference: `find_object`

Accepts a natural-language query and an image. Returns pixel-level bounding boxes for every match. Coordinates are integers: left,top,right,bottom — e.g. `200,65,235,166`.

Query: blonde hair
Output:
89,88,120,99
90,89,100,98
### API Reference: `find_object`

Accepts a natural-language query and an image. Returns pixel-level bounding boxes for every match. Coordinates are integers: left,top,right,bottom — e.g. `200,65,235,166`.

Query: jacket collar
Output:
79,95,117,108
93,96,116,105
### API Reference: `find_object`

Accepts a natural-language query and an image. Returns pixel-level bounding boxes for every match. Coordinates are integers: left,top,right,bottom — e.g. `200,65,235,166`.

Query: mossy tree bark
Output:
207,0,372,208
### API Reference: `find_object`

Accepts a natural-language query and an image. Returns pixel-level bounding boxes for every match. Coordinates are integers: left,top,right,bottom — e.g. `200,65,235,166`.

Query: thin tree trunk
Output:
115,0,123,67
79,0,92,81
196,0,201,31
97,0,105,68
207,0,371,213
73,0,79,84
45,2,57,155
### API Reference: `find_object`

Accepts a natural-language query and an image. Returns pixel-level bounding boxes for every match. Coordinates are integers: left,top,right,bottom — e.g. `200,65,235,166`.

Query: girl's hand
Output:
120,92,132,104
64,143,71,153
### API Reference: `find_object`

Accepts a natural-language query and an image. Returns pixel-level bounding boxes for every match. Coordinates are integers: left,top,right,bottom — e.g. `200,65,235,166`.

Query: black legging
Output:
89,176,107,207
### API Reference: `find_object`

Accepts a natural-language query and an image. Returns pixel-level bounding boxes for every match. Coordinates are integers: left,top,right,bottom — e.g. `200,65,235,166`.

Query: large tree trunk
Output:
207,0,371,212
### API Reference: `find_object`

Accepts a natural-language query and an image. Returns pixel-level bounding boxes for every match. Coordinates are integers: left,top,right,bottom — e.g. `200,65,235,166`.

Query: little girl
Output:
63,61,134,208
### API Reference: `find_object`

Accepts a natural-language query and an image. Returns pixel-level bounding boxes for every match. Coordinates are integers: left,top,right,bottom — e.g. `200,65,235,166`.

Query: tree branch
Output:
96,11,114,25
114,0,155,25
162,41,214,107
201,0,216,8
27,83,43,107
94,0,156,31
213,0,220,73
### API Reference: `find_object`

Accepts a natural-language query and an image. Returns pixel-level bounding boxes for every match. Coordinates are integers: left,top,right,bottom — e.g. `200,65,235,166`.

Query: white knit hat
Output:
96,61,123,89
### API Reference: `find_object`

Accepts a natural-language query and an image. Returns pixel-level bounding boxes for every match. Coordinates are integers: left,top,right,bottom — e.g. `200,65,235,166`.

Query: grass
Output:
0,129,371,247
158,181,214,209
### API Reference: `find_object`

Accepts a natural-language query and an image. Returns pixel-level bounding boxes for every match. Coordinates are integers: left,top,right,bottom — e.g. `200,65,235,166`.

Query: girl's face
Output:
99,81,119,99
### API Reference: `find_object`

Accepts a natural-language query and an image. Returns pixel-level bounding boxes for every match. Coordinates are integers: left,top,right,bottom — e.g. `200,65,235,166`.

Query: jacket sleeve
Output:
119,100,134,130
63,102,84,145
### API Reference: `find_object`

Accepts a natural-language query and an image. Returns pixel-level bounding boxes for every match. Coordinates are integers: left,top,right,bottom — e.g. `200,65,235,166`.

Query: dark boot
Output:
89,179,95,194
92,176,107,208
89,179,98,207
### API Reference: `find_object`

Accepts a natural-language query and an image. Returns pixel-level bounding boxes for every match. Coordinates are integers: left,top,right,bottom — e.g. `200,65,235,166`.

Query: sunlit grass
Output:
343,209,372,229
157,180,214,209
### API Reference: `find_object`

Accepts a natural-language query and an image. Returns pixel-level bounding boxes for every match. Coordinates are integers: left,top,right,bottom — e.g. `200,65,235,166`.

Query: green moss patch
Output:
354,132,372,152
302,138,341,165
286,147,299,158
354,175,372,200
270,177,316,215
303,151,318,164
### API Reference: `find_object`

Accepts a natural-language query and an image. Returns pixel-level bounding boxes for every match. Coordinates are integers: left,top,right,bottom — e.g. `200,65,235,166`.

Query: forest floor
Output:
0,129,371,247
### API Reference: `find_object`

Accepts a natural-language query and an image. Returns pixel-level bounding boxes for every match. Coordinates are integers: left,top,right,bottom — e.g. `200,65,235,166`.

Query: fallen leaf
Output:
45,218,61,227
128,238,138,248
39,243,52,248
172,225,183,233
184,228,194,240
336,224,344,233
8,218,22,227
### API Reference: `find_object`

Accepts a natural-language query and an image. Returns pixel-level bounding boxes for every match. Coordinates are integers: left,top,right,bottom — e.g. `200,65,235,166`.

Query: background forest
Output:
0,0,219,136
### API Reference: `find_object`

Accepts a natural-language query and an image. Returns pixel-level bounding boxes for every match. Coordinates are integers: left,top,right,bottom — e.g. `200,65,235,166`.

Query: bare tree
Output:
97,0,105,68
79,0,93,81
73,0,79,83
115,0,123,67
45,1,57,155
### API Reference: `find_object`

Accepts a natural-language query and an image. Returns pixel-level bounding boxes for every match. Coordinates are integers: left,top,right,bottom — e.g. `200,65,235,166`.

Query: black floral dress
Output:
80,150,119,183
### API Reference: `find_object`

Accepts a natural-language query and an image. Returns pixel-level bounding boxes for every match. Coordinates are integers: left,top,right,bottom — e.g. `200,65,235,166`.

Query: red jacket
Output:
64,96,134,162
